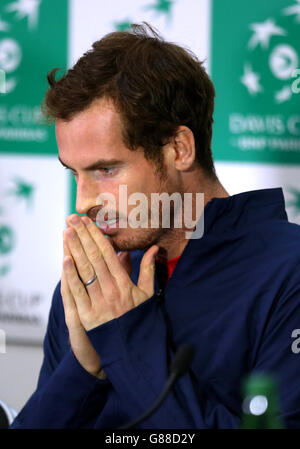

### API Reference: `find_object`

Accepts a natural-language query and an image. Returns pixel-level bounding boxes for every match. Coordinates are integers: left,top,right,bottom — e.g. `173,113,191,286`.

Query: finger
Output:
63,232,71,257
64,228,103,301
81,216,131,286
137,245,159,297
117,251,132,277
61,265,101,375
63,255,91,317
62,231,78,325
61,267,82,330
64,228,103,295
66,215,118,301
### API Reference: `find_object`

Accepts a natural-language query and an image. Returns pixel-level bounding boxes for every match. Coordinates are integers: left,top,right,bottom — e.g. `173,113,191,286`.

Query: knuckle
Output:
101,246,111,260
119,281,131,298
118,272,130,288
74,284,86,298
81,260,93,277
105,287,118,302
89,249,101,264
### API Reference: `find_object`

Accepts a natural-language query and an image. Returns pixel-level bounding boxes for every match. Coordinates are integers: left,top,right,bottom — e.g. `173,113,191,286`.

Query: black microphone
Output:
118,344,195,429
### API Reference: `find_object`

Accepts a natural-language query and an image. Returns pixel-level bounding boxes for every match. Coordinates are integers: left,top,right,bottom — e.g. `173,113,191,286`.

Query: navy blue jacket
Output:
11,188,300,428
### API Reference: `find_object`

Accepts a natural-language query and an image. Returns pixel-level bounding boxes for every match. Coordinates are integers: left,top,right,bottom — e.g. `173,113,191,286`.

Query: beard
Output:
108,162,184,252
108,225,167,252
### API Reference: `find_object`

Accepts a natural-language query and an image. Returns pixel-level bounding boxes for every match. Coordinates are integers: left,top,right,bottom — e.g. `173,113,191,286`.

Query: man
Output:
11,23,300,429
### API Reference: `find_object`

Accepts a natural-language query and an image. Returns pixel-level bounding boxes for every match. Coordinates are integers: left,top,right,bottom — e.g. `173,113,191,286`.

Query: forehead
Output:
55,98,137,166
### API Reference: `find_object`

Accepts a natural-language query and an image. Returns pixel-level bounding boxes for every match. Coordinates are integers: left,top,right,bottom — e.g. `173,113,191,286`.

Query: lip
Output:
97,218,120,234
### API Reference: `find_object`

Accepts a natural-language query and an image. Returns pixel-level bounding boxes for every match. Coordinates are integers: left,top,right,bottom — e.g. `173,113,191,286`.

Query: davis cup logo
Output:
0,38,21,93
0,0,42,93
241,2,300,103
0,176,35,278
0,224,15,277
270,45,298,81
213,0,300,163
0,38,21,73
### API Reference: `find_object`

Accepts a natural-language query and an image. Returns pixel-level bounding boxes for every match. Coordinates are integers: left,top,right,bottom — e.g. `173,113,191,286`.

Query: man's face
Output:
56,98,182,252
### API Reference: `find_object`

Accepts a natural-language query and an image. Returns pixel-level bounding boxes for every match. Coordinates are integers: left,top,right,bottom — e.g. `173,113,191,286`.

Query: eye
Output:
99,167,115,175
63,166,116,178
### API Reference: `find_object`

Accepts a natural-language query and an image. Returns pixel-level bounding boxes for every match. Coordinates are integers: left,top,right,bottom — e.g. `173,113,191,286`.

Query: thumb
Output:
137,245,159,297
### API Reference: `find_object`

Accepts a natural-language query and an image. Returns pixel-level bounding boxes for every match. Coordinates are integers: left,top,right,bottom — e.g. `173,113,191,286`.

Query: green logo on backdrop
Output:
144,0,174,17
114,20,133,32
0,224,14,255
0,0,68,275
212,0,300,163
112,1,175,34
0,222,15,277
0,174,35,277
0,0,68,155
6,176,35,210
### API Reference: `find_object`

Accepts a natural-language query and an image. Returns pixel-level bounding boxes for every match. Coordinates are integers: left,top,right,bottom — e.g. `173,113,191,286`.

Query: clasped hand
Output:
60,214,158,377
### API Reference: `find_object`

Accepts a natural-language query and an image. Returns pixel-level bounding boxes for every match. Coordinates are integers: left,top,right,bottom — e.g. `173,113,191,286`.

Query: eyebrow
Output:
58,156,124,171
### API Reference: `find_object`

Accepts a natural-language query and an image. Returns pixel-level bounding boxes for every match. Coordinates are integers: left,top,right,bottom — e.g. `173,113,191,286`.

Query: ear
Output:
171,126,196,172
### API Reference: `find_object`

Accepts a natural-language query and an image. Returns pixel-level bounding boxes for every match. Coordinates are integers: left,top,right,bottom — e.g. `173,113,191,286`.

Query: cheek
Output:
96,166,163,211
90,179,120,213
131,166,164,193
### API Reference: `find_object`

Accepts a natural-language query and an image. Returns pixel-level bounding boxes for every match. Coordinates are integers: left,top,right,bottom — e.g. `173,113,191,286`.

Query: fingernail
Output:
82,216,90,226
70,215,81,225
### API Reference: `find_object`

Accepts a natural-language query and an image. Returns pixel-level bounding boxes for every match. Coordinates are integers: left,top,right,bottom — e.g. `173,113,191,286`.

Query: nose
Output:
75,175,96,215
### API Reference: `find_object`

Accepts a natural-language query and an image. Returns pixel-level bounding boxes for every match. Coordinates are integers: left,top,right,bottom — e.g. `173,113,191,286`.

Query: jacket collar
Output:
130,188,288,293
201,187,287,236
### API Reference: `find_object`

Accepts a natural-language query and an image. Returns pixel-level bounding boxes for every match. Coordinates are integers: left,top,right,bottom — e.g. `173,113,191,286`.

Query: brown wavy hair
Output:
43,23,217,179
